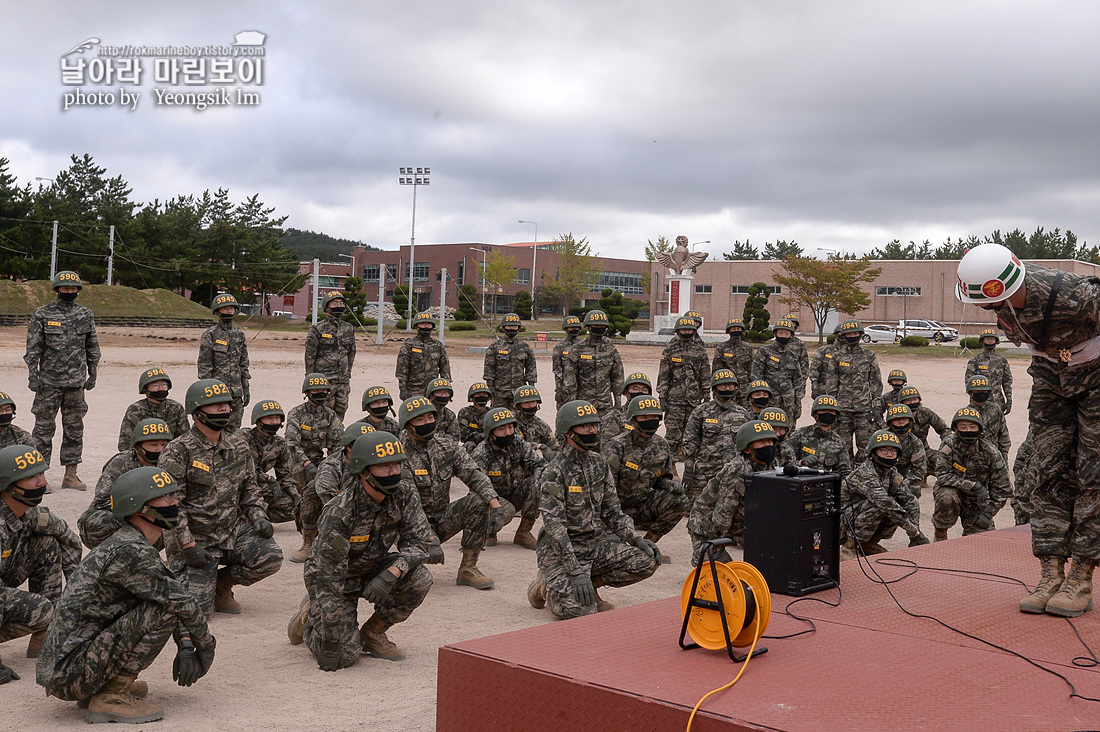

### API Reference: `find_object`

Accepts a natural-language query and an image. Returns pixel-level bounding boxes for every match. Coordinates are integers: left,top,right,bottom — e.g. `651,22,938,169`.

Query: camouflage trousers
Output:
622,489,690,538
168,523,283,617
303,558,432,669
428,492,490,552
226,397,245,432
663,401,695,458
298,476,322,532
843,497,919,543
536,534,658,620
31,386,88,466
1027,364,1100,560
38,600,176,701
932,486,993,535
492,480,539,523
836,409,878,462
2,532,75,609
0,586,53,644
260,477,300,525
323,381,351,422
78,507,125,550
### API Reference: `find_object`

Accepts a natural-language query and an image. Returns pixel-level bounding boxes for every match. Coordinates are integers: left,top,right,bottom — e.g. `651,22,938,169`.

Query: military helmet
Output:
952,406,985,430
784,314,800,328
885,403,913,424
500,313,522,330
811,395,840,414
979,328,1000,344
0,444,48,492
712,369,739,389
627,395,663,420
899,386,921,403
321,292,346,311
513,384,541,405
868,429,902,455
362,385,393,410
836,319,864,335
52,270,83,290
303,373,331,393
399,396,437,429
955,243,1024,304
623,372,652,395
210,292,239,314
583,309,609,327
110,467,178,519
675,316,698,332
339,421,377,448
735,420,777,452
746,379,774,399
887,369,907,383
185,379,232,413
483,407,518,436
467,382,491,400
563,315,582,331
0,391,16,413
966,375,991,393
251,399,285,424
684,310,703,325
726,317,745,333
131,418,172,448
556,400,601,434
427,378,454,398
348,431,407,474
138,367,172,393
760,407,789,431
413,311,435,328
772,318,795,333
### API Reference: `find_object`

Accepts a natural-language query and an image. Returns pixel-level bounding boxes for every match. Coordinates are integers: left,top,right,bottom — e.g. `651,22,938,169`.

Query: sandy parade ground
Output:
0,326,1032,731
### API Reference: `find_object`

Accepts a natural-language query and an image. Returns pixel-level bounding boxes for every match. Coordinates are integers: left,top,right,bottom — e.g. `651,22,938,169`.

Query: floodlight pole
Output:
399,166,430,331
519,219,538,320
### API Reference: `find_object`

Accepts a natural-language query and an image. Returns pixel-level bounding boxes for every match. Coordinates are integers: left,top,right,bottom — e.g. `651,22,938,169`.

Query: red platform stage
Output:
437,526,1100,731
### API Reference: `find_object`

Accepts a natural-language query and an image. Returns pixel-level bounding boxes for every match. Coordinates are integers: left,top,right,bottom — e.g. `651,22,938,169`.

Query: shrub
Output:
448,322,477,332
744,329,774,343
898,335,929,347
357,317,377,327
826,334,836,345
960,336,982,349
396,319,407,330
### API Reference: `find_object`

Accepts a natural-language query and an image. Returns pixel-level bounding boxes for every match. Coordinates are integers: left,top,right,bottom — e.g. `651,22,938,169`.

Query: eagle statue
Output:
655,235,709,276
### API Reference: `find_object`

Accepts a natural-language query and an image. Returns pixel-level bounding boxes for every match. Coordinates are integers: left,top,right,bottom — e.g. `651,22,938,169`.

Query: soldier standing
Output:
829,320,884,461
197,293,250,431
287,374,344,563
933,407,1010,542
841,430,929,556
526,401,661,618
426,378,461,440
657,316,710,457
116,368,189,453
36,466,216,723
787,395,852,478
305,292,357,420
160,379,282,616
682,370,752,501
360,385,402,435
470,408,545,549
553,315,583,410
751,319,805,427
457,382,493,449
965,328,1013,414
783,313,810,407
966,375,1010,460
79,418,173,549
483,313,537,408
24,270,100,491
0,392,33,450
712,318,754,409
246,400,303,525
288,431,433,667
561,309,625,418
809,324,844,400
395,312,451,400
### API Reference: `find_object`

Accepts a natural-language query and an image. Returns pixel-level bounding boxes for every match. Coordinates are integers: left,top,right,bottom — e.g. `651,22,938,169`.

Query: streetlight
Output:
518,220,538,320
399,166,430,330
470,246,490,323
36,178,58,279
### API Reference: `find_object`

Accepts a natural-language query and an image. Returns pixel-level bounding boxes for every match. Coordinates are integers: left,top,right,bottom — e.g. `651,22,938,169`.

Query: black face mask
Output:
844,334,862,345
219,313,235,322
136,446,162,465
141,503,180,530
9,483,47,507
903,401,921,411
258,422,282,436
957,430,980,444
58,291,78,302
492,433,516,449
775,336,791,346
417,328,434,338
472,397,490,408
195,410,231,432
366,471,402,495
751,444,776,464
874,454,898,470
983,343,996,351
412,422,437,440
307,393,327,406
678,332,694,342
369,405,391,419
634,419,660,436
971,392,991,403
752,396,770,408
565,328,581,338
889,423,910,436
816,412,837,426
589,326,607,337
714,389,737,403
432,396,452,409
328,307,346,317
571,430,601,451
146,389,169,403
503,328,520,339
0,413,13,426
979,301,1005,312
729,331,743,341
519,406,539,416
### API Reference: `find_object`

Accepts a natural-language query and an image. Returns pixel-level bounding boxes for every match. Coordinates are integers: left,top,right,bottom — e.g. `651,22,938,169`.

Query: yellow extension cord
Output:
684,623,764,732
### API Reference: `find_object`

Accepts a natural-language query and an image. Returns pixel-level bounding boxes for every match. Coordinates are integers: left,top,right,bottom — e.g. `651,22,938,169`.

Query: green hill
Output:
0,279,214,319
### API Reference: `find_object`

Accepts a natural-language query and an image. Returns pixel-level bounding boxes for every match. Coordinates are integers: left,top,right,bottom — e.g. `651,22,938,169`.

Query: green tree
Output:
514,289,532,319
393,284,412,319
762,240,803,259
0,158,39,280
643,235,672,296
742,282,772,342
455,284,479,321
340,275,368,325
722,240,760,260
542,233,603,316
773,255,884,343
597,289,633,337
480,250,518,326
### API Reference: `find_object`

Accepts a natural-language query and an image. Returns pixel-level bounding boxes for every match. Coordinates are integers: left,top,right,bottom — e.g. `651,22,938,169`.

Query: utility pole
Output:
49,221,58,280
439,267,447,345
311,258,320,325
399,166,430,331
107,225,115,285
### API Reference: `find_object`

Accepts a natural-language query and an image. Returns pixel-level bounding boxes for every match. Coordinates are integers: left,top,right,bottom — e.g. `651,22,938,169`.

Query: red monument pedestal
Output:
438,526,1100,731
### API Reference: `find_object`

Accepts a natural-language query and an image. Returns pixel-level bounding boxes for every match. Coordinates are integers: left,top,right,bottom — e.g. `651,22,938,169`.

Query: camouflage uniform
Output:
787,424,852,478
471,437,546,523
314,452,351,507
395,334,450,400
788,334,810,403
688,452,772,564
402,434,498,551
116,399,189,453
535,443,658,619
306,313,357,419
24,297,100,467
605,429,688,538
1013,429,1036,526
246,426,303,524
841,458,921,543
893,430,928,497
197,322,250,430
561,335,624,414
829,341,884,461
553,333,579,410
160,427,282,616
363,412,401,436
657,337,710,455
430,406,460,441
711,338,754,409
973,398,1011,460
878,386,904,418
483,335,537,408
457,405,490,450
287,401,343,534
682,399,751,501
35,523,212,702
966,348,1013,414
302,472,433,669
752,343,804,425
934,431,1010,535
809,341,841,399
0,423,33,450
515,411,554,450
78,451,144,549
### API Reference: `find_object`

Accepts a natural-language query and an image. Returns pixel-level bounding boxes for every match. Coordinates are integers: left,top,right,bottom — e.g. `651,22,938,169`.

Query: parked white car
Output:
895,319,958,342
862,324,898,343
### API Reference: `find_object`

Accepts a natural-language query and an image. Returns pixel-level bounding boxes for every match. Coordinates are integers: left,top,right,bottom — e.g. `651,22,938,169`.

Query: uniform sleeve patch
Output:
191,460,210,472
825,353,833,359
349,534,370,543
414,469,429,476
625,461,640,471
770,355,780,363
568,485,583,493
952,462,967,473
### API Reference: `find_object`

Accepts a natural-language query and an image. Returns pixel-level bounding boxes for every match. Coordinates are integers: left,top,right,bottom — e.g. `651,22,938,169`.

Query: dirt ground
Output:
0,328,1029,731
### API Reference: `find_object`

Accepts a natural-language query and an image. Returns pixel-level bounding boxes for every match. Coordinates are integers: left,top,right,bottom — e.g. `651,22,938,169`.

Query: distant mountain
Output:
282,228,382,262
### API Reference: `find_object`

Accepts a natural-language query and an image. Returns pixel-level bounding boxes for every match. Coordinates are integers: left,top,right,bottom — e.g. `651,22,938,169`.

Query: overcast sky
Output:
4,1,1099,261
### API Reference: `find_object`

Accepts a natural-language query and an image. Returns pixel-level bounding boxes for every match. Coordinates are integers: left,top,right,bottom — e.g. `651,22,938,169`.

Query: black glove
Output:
426,540,445,565
631,535,662,563
84,371,96,390
242,386,250,407
305,463,319,481
1004,403,1012,416
364,568,398,604
318,639,341,672
569,568,595,607
974,512,994,531
173,639,203,687
182,544,213,568
0,659,19,684
682,469,694,489
665,480,685,495
195,634,216,678
27,375,39,393
908,532,931,547
252,518,274,539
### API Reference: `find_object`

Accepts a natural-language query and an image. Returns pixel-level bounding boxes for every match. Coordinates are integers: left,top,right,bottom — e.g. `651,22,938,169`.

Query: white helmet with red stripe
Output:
955,243,1025,304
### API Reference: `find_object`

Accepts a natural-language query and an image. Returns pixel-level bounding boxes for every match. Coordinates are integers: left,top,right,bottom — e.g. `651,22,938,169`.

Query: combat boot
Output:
78,680,147,709
484,532,497,547
289,529,316,564
644,531,671,564
457,549,494,590
527,570,546,608
861,541,888,555
214,567,242,614
26,630,45,658
592,578,615,612
61,464,87,491
287,596,310,645
85,675,163,724
934,528,949,542
840,538,858,560
359,613,405,661
1019,556,1065,614
513,518,537,549
1045,559,1095,618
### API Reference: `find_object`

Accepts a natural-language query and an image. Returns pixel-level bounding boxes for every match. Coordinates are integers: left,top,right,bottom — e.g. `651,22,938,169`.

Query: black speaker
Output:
743,468,841,596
